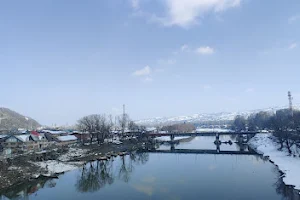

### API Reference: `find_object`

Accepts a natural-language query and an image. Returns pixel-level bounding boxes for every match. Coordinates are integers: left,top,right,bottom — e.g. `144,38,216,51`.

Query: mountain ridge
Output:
0,107,41,130
135,105,299,126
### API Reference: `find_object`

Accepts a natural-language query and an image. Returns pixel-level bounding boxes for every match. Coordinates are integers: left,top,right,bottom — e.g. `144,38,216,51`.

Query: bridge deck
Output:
147,132,258,137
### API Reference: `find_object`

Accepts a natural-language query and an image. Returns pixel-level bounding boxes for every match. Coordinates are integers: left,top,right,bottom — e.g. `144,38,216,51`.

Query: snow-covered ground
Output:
58,147,88,162
248,134,300,192
35,160,82,175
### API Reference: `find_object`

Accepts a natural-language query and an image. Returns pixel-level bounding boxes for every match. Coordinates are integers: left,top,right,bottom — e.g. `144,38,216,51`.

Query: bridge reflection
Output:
140,141,256,155
141,148,257,155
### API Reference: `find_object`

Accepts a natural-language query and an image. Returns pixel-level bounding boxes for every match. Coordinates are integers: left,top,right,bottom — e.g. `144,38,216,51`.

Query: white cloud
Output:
288,42,298,50
133,66,151,76
165,0,241,27
195,46,215,55
130,0,139,10
288,15,300,24
130,0,241,27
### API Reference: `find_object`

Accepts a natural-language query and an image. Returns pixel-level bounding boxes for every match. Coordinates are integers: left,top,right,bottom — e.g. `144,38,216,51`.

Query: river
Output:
1,135,300,200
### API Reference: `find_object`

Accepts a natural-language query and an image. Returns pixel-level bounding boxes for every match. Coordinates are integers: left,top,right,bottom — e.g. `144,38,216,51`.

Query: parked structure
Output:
56,135,78,146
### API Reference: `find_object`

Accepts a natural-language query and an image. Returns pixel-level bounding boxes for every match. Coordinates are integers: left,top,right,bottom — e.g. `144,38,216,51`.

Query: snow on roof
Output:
15,134,31,142
57,135,77,142
0,135,8,139
42,130,66,135
146,127,156,132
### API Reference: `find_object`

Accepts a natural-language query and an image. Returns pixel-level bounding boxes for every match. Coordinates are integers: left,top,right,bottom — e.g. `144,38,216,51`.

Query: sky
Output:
1,0,300,126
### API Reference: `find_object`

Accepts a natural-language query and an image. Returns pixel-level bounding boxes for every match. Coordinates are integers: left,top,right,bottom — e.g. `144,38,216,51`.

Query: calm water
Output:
1,136,300,200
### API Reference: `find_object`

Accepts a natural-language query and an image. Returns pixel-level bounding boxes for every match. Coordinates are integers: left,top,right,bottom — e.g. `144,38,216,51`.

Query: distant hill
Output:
0,107,41,130
135,105,300,126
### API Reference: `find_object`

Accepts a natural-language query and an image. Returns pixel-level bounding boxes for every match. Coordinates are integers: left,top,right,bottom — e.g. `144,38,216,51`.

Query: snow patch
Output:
58,147,88,162
35,160,81,175
248,134,300,192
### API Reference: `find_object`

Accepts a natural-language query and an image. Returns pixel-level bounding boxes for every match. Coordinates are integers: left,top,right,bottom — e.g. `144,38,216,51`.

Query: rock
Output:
32,174,40,179
98,156,108,161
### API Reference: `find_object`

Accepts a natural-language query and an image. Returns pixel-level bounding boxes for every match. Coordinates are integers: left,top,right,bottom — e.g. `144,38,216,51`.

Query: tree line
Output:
232,109,300,154
77,113,145,144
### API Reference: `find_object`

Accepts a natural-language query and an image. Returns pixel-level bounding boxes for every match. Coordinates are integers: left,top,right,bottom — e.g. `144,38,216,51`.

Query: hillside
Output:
0,107,41,130
135,105,300,126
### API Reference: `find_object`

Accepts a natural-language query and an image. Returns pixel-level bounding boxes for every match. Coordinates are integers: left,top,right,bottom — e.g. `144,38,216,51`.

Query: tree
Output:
128,121,138,132
77,114,113,144
247,111,273,131
232,115,247,132
271,109,297,153
161,123,196,133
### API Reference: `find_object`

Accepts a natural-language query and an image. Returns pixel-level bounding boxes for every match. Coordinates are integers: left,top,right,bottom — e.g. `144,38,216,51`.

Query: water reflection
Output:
76,152,149,193
76,160,114,193
0,178,57,200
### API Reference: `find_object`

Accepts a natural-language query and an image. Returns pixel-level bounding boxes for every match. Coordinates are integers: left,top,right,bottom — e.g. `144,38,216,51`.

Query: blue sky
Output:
1,0,300,125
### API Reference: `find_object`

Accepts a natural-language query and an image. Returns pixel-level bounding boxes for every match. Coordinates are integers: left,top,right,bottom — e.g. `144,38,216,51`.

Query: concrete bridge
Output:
147,131,258,137
146,131,258,144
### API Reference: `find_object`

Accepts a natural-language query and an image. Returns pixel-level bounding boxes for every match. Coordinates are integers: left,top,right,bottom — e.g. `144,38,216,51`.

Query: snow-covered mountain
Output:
135,105,300,126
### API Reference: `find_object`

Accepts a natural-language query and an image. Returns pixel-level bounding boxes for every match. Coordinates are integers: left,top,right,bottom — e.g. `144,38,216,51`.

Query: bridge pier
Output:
170,134,175,142
214,133,221,145
170,143,175,151
216,143,220,153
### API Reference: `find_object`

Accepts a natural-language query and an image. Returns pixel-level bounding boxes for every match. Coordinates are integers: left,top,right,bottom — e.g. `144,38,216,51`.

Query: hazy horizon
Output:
1,0,300,125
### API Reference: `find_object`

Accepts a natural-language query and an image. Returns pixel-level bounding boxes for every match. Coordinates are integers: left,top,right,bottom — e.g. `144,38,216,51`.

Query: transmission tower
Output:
288,91,293,117
123,104,126,118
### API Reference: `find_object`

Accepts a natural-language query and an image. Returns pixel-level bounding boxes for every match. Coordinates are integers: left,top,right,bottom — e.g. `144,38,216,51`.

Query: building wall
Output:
56,140,77,146
3,141,53,151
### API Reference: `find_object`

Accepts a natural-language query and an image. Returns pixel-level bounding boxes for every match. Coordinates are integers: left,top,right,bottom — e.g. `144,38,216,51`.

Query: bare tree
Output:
128,121,138,132
77,114,114,145
77,115,96,144
162,123,196,133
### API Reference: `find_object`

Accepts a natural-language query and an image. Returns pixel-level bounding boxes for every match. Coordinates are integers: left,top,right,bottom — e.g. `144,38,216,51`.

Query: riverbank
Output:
0,138,153,191
248,133,300,193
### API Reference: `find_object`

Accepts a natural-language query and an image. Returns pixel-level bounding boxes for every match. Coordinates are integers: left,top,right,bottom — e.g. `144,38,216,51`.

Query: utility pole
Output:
288,91,293,117
123,104,126,119
114,116,117,131
122,104,126,134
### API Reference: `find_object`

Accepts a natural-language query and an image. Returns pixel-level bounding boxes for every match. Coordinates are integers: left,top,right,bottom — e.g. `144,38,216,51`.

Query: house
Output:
3,132,52,152
56,135,78,146
41,130,68,136
71,131,91,142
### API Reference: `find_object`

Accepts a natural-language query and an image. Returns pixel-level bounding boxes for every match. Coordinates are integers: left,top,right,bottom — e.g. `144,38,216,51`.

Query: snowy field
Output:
248,134,300,192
